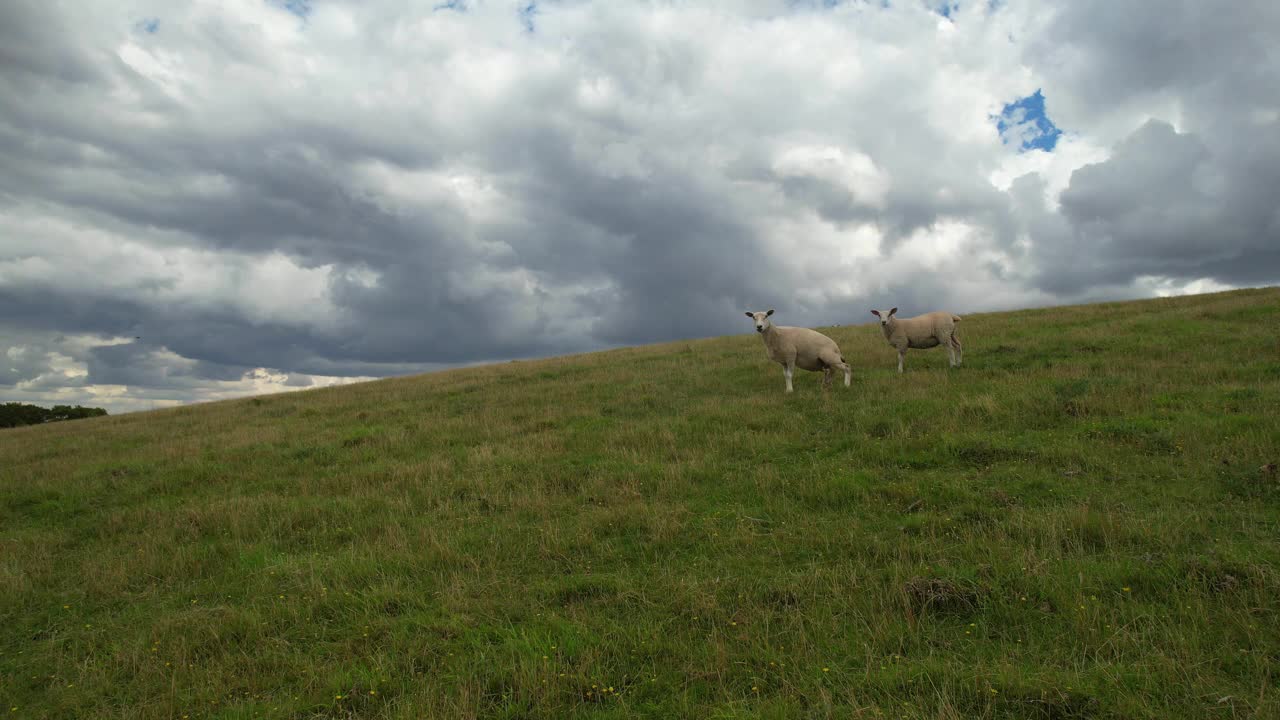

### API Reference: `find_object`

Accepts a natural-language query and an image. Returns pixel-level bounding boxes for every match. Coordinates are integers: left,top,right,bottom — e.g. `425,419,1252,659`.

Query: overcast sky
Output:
2,0,1278,413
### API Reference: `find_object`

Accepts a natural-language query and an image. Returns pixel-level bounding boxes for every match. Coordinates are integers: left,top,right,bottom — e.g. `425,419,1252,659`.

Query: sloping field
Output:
3,287,1279,719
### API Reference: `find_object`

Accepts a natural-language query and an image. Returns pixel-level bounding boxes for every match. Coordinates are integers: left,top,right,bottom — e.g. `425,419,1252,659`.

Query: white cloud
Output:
0,207,347,331
773,145,890,210
990,134,1109,210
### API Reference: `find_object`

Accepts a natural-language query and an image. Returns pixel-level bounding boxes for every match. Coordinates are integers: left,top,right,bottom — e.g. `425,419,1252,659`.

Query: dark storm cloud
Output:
499,132,776,344
1036,121,1280,293
0,1,105,88
0,120,435,268
1,339,69,387
85,341,233,389
0,282,430,382
1020,0,1280,294
1030,0,1280,116
0,288,146,341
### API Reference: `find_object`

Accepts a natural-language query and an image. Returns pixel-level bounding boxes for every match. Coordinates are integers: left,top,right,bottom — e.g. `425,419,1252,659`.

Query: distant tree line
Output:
0,402,108,428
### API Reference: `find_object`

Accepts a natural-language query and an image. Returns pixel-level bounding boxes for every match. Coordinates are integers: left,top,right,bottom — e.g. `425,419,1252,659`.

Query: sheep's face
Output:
745,309,775,333
870,308,898,327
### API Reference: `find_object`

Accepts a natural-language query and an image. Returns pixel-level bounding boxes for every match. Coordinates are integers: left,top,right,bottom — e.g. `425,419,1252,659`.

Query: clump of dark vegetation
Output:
0,402,107,428
903,576,982,617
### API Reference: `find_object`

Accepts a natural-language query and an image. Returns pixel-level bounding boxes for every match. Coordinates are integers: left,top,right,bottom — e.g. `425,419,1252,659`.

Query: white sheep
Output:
745,309,851,393
870,307,963,373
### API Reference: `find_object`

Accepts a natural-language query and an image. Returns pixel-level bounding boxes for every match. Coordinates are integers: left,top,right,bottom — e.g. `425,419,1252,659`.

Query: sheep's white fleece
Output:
876,309,962,373
748,310,851,392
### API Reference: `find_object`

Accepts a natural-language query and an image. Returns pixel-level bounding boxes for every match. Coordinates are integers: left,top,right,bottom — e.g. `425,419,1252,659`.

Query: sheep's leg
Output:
897,349,906,374
783,362,794,393
951,334,963,366
945,336,956,367
820,350,851,388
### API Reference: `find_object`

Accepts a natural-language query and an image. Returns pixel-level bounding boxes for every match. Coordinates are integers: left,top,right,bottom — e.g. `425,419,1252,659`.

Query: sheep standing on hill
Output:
745,309,851,393
871,307,963,373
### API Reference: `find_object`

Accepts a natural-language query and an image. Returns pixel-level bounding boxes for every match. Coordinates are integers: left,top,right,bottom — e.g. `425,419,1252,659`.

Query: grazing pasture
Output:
2,287,1279,719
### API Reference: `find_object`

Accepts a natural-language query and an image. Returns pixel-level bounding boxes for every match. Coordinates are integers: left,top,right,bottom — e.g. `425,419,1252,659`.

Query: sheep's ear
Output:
745,312,754,318
766,309,774,316
870,309,880,316
889,307,898,316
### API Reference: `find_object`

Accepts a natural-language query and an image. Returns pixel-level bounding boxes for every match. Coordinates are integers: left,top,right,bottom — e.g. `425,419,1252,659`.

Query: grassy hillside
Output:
3,287,1279,719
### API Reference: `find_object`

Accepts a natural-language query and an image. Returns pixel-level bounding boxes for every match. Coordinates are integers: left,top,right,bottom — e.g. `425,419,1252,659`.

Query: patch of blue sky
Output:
518,2,537,32
773,1,897,23
134,18,160,34
784,0,870,11
268,0,312,19
994,89,1063,152
926,1,1004,19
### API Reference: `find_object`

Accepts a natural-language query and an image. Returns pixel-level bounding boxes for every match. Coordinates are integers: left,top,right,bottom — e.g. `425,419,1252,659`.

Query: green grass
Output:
3,287,1280,719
